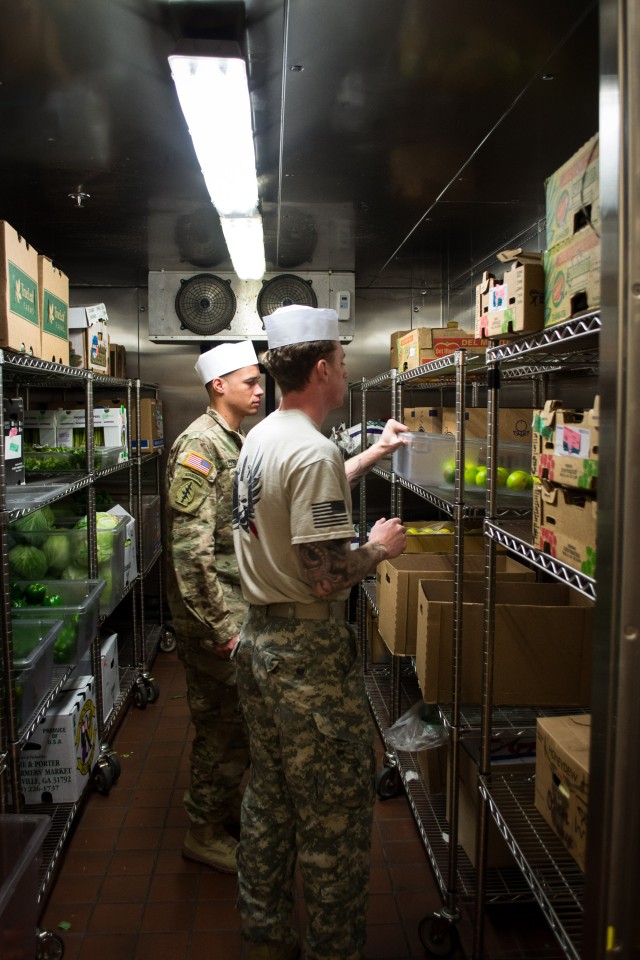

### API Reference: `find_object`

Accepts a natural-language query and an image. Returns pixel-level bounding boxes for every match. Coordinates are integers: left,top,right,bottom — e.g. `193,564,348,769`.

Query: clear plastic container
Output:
393,434,533,498
9,515,127,616
12,619,63,735
12,579,105,668
23,445,126,472
0,814,50,960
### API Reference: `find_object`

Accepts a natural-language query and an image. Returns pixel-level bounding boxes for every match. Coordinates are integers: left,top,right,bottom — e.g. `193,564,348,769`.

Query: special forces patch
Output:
171,472,206,512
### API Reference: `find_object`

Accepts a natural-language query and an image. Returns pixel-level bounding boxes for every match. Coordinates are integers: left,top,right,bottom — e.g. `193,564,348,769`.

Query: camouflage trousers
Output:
236,604,376,960
175,624,250,827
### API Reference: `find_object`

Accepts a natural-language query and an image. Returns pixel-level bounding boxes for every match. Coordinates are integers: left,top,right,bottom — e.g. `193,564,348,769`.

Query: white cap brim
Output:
195,340,259,385
264,304,339,349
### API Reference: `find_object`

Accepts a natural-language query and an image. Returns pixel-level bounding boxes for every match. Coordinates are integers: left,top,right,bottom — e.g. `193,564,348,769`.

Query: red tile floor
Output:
39,650,563,960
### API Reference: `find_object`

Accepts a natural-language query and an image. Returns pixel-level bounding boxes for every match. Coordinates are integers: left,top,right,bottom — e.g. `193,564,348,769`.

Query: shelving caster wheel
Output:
375,754,401,800
143,674,160,703
99,744,121,783
93,755,115,796
418,912,460,958
36,928,65,959
133,676,149,709
159,625,177,653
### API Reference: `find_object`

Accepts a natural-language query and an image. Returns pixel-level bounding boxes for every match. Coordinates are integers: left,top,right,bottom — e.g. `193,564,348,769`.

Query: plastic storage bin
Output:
22,445,126,472
12,579,105,667
0,814,50,960
12,619,63,735
9,514,127,616
392,434,534,499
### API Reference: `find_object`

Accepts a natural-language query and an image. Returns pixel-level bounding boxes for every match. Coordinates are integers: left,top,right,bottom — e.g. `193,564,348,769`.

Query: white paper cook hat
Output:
264,304,339,349
195,340,259,386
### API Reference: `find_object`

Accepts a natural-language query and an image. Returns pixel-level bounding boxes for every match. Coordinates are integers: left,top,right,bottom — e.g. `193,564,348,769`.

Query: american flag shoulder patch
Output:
183,450,213,476
312,500,348,528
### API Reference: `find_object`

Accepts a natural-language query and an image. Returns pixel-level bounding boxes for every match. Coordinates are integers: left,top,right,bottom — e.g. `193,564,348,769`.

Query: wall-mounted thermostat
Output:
336,290,351,320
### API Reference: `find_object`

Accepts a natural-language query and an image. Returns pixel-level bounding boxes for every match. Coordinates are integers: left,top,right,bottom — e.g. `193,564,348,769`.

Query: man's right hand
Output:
368,517,406,560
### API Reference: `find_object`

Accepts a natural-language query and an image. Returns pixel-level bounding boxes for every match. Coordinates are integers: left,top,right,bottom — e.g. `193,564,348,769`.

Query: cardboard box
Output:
99,633,120,720
533,482,597,578
0,220,40,356
38,255,69,366
365,606,391,664
390,329,412,370
20,677,97,803
403,407,442,433
544,227,601,327
449,738,535,867
431,322,490,358
402,523,484,555
132,398,164,452
475,249,545,338
55,406,128,460
3,396,25,485
24,409,57,446
535,715,591,871
109,342,126,379
417,742,448,794
415,580,593,705
532,398,599,490
545,135,599,251
108,504,138,587
376,554,534,655
68,303,110,373
441,407,533,444
396,327,437,371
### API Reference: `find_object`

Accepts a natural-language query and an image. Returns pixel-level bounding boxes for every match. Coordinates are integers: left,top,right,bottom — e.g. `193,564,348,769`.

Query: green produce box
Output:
12,579,105,667
12,619,63,735
9,511,127,615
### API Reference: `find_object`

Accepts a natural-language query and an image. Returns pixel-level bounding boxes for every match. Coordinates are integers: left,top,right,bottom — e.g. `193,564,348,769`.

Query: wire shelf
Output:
480,773,584,960
485,520,596,602
365,666,535,905
486,313,601,365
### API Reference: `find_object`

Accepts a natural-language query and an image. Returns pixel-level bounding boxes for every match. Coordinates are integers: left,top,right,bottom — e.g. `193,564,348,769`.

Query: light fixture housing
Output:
169,39,265,280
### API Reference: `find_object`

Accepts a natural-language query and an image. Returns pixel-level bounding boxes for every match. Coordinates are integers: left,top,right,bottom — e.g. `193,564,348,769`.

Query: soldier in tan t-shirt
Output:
232,305,407,960
166,340,263,874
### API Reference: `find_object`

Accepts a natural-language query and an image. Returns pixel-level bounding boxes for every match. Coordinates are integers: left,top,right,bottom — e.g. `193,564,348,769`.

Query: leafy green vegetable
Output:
74,513,119,565
42,532,71,573
10,507,54,543
8,544,48,580
61,563,89,581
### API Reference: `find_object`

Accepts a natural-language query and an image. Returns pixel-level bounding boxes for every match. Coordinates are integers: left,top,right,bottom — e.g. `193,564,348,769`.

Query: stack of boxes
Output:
531,397,599,578
390,322,490,372
543,135,600,326
475,248,545,338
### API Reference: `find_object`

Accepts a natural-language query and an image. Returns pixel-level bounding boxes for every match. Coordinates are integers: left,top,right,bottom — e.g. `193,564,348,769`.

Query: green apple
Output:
475,466,488,486
506,469,532,491
442,459,456,483
464,463,478,486
496,466,509,487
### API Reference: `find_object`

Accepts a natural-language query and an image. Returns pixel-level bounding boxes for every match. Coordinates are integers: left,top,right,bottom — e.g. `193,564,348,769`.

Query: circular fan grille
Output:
256,274,318,319
175,274,237,336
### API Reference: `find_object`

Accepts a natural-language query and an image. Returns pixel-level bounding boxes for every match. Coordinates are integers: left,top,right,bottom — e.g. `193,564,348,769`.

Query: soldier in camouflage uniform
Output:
232,305,407,960
166,340,263,874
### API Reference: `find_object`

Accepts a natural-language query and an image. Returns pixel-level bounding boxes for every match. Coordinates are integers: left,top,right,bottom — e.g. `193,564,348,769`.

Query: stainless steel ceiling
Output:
0,0,598,292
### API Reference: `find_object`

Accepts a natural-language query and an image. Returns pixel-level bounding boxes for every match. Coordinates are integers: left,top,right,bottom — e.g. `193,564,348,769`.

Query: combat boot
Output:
244,931,301,960
182,823,238,873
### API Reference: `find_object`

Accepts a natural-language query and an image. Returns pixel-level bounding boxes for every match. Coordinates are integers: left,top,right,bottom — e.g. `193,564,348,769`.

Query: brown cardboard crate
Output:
531,397,599,490
415,580,593,705
431,322,489,357
38,255,69,366
475,250,545,338
390,329,412,370
441,407,534,445
417,741,448,795
532,482,597,578
376,554,534,655
402,406,442,434
448,738,535,868
545,134,599,251
535,715,590,871
109,343,126,379
0,220,40,356
544,227,600,327
131,398,164,453
396,328,436,371
68,303,110,373
365,606,390,664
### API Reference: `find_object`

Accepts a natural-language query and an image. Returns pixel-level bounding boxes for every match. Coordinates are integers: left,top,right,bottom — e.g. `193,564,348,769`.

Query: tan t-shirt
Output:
232,409,355,605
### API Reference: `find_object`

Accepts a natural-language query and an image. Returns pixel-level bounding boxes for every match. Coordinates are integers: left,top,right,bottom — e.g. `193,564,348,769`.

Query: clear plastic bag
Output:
385,701,448,753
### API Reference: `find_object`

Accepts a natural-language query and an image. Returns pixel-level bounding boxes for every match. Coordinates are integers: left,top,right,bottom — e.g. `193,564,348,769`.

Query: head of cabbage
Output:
73,512,120,566
9,544,48,580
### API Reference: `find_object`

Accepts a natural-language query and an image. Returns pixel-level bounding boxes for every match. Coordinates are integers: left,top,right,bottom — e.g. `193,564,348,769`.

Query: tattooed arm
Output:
296,517,406,598
344,418,409,489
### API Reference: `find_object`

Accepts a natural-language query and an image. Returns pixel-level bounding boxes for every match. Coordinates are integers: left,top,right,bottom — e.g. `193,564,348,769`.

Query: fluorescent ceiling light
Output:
169,40,265,279
220,216,266,281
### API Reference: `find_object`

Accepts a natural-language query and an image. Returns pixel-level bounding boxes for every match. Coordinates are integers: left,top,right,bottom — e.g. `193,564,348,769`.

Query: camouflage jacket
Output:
165,407,245,645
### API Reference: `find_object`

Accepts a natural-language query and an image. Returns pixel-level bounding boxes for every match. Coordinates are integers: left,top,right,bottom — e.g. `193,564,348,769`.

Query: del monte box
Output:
0,220,40,356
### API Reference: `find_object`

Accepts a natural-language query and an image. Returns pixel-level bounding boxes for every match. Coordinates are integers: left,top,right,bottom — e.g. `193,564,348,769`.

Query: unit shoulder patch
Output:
169,471,208,513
